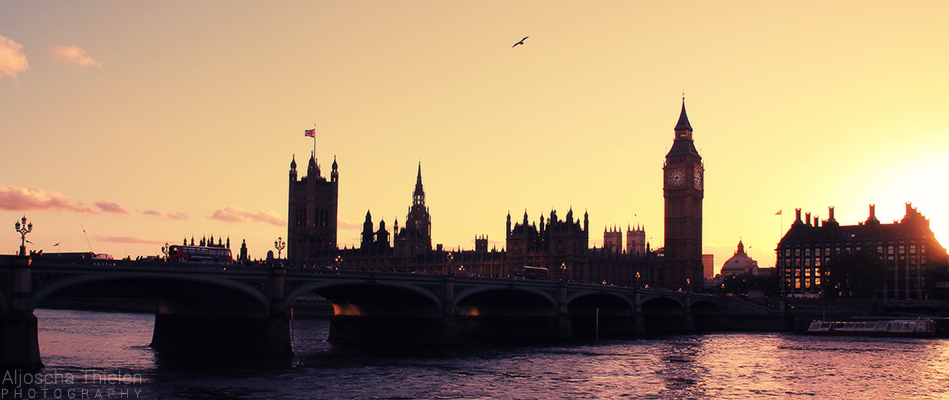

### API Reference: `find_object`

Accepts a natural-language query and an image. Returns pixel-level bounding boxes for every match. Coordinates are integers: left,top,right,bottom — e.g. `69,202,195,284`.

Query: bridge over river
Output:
0,255,782,369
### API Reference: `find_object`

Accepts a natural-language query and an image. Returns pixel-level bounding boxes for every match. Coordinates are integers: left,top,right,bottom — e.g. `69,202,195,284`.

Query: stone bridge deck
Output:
0,255,784,369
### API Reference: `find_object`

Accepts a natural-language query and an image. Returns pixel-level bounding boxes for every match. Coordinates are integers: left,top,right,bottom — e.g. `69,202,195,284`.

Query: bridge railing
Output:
0,255,275,273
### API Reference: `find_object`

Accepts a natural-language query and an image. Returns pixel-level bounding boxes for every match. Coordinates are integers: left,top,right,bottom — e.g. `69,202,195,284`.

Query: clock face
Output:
694,167,703,189
669,169,684,186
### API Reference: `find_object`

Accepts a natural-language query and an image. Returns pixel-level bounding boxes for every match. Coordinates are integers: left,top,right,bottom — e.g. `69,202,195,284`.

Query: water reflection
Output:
31,309,949,400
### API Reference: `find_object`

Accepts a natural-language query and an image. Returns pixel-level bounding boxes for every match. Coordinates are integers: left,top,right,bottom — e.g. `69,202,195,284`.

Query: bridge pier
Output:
683,294,696,332
0,256,42,370
439,276,460,346
633,290,647,335
557,282,573,340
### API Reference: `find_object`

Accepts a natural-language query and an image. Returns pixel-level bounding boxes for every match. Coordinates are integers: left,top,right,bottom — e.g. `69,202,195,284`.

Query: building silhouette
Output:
627,225,647,257
720,241,759,276
662,99,704,291
284,101,706,289
506,209,589,280
604,226,623,254
394,163,433,257
777,204,948,299
287,153,339,266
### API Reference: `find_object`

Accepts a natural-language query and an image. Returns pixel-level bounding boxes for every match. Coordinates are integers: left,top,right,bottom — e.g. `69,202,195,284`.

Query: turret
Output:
506,212,512,239
289,155,298,181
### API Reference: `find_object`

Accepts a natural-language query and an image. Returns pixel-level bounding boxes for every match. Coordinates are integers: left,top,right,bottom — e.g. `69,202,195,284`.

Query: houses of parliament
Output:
286,101,705,291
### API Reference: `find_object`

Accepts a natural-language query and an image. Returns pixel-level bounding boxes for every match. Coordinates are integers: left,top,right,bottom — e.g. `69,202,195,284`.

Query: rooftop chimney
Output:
828,206,835,221
866,204,880,225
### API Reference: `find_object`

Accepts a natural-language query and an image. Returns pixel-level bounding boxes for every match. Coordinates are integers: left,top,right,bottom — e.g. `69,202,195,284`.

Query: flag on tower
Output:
775,210,783,216
304,129,316,138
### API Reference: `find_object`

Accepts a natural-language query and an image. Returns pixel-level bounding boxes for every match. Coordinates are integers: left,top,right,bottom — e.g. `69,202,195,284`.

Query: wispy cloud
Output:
94,201,132,215
209,206,285,226
50,45,101,68
142,210,189,220
0,184,95,213
338,219,361,230
0,35,29,82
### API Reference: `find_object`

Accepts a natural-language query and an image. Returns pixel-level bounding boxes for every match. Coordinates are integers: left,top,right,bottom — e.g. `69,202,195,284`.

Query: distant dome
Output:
721,241,758,276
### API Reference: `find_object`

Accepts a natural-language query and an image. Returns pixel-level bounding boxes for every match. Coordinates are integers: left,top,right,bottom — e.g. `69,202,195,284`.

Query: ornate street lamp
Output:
161,242,170,260
14,216,32,256
274,237,285,259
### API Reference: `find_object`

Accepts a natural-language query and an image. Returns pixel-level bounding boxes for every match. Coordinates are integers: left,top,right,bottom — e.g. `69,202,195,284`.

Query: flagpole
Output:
312,124,317,157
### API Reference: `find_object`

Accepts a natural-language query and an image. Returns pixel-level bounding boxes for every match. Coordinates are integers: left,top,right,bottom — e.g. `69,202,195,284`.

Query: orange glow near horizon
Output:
332,304,362,317
2,2,949,277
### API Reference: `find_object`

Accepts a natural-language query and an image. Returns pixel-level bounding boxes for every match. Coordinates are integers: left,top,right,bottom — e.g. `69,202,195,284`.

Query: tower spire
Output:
413,162,425,206
674,97,692,133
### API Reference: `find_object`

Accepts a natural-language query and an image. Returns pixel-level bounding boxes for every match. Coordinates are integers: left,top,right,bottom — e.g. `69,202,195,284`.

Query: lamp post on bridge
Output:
274,237,285,260
14,216,32,257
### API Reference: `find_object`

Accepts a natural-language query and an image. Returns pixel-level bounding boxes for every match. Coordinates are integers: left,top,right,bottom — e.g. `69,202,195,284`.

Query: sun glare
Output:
853,151,949,248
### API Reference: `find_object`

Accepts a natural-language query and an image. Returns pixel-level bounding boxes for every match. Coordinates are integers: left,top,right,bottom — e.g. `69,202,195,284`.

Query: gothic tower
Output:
287,153,339,265
394,163,432,256
663,99,704,291
626,224,646,257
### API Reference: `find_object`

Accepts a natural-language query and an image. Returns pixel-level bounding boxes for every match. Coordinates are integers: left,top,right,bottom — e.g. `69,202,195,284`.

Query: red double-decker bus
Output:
167,245,232,263
514,266,549,280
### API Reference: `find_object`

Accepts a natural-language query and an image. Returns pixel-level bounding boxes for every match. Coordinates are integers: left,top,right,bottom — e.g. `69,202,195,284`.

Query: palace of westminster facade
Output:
285,99,949,297
285,101,705,291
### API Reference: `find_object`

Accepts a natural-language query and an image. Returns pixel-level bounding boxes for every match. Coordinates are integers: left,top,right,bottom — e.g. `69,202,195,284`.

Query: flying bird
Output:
512,36,528,48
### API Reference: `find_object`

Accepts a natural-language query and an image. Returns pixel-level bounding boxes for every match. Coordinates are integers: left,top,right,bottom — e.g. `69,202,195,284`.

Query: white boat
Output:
807,318,937,337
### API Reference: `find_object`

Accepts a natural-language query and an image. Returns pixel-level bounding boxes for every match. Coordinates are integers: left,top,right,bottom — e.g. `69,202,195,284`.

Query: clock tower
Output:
663,99,704,291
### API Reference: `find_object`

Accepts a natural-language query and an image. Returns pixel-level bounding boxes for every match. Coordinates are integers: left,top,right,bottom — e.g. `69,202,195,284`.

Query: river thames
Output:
6,308,948,399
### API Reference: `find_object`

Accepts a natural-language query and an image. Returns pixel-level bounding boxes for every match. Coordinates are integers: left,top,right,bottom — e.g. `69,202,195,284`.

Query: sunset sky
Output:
2,1,948,274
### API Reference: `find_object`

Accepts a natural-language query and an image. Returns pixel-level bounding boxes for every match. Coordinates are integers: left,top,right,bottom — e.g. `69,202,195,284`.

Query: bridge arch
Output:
641,296,689,333
31,271,271,317
284,279,441,314
690,298,725,331
565,291,634,309
566,292,636,339
453,286,563,344
454,285,558,310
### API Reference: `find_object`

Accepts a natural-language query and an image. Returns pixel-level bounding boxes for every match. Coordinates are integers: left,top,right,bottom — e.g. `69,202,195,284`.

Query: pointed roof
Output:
416,162,422,184
413,162,424,196
674,99,692,132
666,98,700,158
